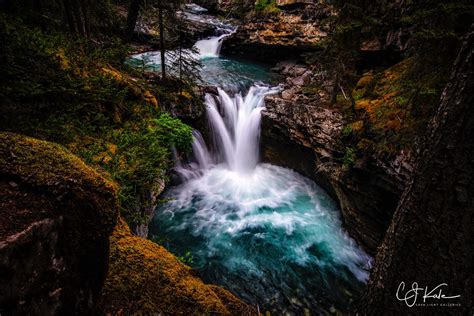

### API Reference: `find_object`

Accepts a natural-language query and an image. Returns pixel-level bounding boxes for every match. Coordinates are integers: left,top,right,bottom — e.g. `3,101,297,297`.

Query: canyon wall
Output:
361,28,474,316
260,61,413,255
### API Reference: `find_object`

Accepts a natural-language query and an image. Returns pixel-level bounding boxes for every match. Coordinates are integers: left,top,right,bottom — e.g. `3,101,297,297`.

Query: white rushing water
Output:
131,11,235,62
194,33,231,57
178,86,281,178
156,75,371,313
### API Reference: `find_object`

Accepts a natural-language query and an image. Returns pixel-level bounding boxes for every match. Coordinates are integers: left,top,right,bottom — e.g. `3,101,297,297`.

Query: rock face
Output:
358,0,410,53
260,62,413,255
223,4,333,60
361,29,474,315
0,132,118,315
99,218,255,315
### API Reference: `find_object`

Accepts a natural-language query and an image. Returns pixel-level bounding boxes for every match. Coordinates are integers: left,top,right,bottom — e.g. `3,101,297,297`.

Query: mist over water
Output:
148,5,371,314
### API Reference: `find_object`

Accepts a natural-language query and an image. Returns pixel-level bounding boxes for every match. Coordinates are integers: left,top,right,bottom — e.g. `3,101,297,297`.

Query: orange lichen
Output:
353,59,415,134
91,143,118,165
143,90,158,109
99,218,255,315
101,66,158,109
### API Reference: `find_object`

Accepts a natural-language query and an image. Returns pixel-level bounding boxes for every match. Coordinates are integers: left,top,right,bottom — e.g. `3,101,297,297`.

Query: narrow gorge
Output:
1,0,472,315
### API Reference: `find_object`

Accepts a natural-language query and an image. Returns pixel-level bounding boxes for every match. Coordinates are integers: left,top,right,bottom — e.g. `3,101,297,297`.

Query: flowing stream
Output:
137,5,371,314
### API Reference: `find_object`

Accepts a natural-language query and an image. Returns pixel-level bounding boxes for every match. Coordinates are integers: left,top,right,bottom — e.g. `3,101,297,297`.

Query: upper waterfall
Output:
194,33,231,57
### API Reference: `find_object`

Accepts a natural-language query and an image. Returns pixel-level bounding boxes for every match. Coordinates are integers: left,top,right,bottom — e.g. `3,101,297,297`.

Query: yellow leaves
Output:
55,48,70,70
143,90,158,109
179,90,193,100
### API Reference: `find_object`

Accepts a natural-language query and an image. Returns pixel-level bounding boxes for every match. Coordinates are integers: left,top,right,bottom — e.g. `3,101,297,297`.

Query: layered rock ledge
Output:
223,3,333,60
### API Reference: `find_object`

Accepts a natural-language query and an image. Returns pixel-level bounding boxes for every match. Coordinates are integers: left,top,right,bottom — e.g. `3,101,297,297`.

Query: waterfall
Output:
178,85,280,179
194,27,235,57
194,34,228,57
150,5,372,313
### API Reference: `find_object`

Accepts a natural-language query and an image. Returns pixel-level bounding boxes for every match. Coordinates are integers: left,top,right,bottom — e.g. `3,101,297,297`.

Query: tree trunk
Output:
71,0,85,36
158,4,166,79
126,0,143,41
63,0,77,35
360,30,473,315
79,0,90,37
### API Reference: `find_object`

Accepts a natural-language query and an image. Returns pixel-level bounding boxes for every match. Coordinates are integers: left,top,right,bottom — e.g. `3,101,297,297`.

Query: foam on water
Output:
151,86,371,313
152,164,371,314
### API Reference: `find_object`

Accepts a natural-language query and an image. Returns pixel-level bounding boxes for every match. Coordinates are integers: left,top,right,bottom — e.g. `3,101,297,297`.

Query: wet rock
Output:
290,71,312,86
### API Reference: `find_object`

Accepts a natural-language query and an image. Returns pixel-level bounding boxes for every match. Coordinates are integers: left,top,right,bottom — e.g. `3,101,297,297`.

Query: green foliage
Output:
0,13,131,104
401,1,473,82
176,251,194,265
254,0,280,13
153,114,193,152
342,147,356,168
0,13,194,227
97,114,191,221
342,124,353,137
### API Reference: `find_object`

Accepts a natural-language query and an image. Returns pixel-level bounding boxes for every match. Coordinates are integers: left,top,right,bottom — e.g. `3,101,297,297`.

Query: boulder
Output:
0,132,118,315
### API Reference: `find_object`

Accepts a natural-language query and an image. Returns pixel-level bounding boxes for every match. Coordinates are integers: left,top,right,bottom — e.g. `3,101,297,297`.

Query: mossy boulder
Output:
0,132,118,315
99,218,255,315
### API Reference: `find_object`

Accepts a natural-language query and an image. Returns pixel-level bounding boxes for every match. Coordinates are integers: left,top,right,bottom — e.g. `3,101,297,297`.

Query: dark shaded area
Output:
361,28,474,315
0,133,118,315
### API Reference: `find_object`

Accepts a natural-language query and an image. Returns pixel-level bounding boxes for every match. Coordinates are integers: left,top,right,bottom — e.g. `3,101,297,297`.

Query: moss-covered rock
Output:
0,132,118,315
99,218,255,315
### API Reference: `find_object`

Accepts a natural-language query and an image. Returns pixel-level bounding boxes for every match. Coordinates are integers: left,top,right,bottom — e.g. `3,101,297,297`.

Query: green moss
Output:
254,0,280,14
0,131,118,243
342,147,357,168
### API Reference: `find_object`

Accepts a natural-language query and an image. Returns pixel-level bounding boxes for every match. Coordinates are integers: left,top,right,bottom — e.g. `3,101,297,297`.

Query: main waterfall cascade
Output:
148,4,372,314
